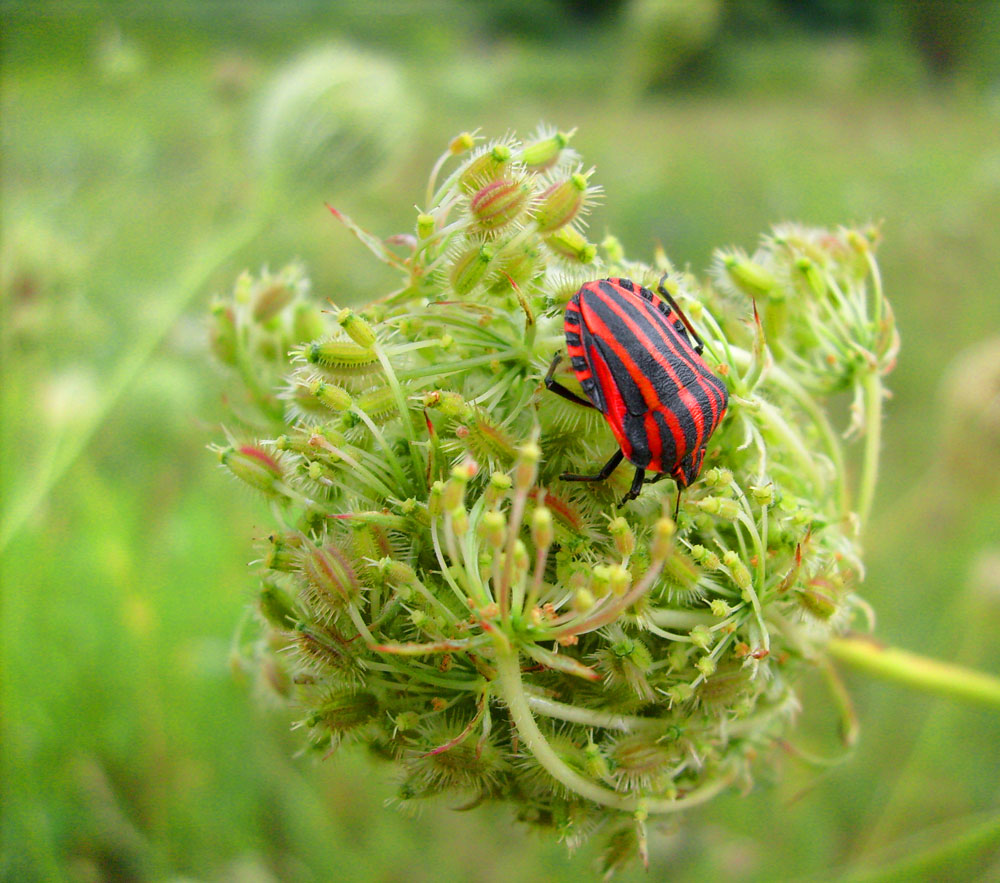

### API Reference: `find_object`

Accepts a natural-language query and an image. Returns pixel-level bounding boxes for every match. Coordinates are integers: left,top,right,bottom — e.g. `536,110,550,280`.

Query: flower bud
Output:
689,544,720,570
337,308,377,348
449,243,494,295
443,463,474,511
459,143,512,193
795,256,826,299
309,690,379,734
720,252,777,299
650,517,676,561
252,280,296,323
480,510,506,548
799,587,836,619
608,564,631,597
356,386,398,423
601,233,625,264
521,129,572,171
303,339,378,373
695,656,717,678
449,132,475,155
299,543,361,609
428,481,445,517
608,516,636,558
219,445,284,495
416,212,435,239
209,302,237,365
572,586,595,613
258,577,297,628
533,171,590,233
469,178,532,233
449,505,469,537
545,226,596,264
531,507,554,551
750,482,774,506
591,564,612,595
265,532,302,572
512,539,529,573
689,624,712,650
514,440,541,491
709,599,732,618
307,379,352,413
696,496,742,520
722,550,752,591
484,471,512,507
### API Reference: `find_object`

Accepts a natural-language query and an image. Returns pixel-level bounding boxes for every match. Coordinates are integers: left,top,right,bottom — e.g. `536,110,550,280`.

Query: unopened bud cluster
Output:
209,127,895,872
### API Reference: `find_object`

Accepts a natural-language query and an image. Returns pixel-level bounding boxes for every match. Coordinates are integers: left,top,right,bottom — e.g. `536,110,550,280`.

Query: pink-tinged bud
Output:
423,389,470,420
309,379,353,412
252,280,296,323
521,129,573,171
459,143,513,193
469,178,532,233
544,226,596,264
299,543,361,609
533,171,590,233
220,445,284,495
337,308,377,348
449,243,494,295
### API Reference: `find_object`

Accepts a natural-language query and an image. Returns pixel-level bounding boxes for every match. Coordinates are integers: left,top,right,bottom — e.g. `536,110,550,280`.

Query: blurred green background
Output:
3,1,1000,880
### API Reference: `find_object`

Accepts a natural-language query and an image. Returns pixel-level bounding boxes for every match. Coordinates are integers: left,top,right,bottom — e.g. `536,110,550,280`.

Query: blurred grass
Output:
3,5,1000,881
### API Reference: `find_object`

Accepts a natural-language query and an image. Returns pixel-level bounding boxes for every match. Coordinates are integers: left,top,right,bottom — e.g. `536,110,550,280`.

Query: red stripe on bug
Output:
581,307,686,471
600,282,724,446
586,288,706,450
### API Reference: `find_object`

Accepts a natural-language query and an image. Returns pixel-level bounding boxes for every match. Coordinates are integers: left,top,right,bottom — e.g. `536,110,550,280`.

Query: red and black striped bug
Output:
544,276,728,511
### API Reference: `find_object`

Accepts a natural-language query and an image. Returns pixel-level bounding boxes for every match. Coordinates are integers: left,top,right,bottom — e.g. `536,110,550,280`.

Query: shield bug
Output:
545,276,728,509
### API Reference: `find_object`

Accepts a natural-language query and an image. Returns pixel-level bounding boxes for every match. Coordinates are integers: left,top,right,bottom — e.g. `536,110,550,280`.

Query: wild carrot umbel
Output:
210,127,899,872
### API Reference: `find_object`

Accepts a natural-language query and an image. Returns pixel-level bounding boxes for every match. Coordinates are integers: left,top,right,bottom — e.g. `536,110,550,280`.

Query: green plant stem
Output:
0,215,264,555
856,369,883,530
829,635,1000,708
494,648,733,812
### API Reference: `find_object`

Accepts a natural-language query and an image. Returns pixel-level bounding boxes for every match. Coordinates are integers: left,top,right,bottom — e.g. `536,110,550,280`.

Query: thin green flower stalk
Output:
209,127,998,873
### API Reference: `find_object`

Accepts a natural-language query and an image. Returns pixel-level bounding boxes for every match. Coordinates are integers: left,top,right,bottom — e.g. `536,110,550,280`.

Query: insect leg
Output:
620,467,646,505
544,352,596,409
657,273,705,355
560,449,624,482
